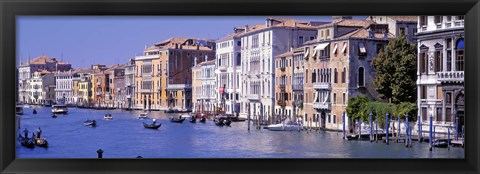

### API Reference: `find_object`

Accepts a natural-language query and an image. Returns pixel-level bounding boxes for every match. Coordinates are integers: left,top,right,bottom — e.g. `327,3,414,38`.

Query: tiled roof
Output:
236,17,320,37
149,37,214,51
198,60,216,66
318,19,375,29
347,29,394,39
388,16,418,22
217,32,241,42
275,51,294,58
29,55,70,65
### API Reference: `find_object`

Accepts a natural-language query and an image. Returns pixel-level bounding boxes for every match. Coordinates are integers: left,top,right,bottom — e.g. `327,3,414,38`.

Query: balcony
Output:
217,65,227,72
280,66,285,71
135,54,159,60
96,92,102,96
166,84,192,90
437,71,464,83
313,82,331,90
277,100,286,106
279,84,285,91
247,94,261,101
292,84,303,91
140,89,153,93
313,102,331,110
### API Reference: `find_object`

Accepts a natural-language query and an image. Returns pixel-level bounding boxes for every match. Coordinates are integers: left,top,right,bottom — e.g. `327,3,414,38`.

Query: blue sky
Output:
17,16,365,68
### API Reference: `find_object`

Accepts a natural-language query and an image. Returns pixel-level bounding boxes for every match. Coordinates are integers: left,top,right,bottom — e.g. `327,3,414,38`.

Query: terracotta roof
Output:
388,16,418,22
275,51,294,58
236,18,320,37
35,69,51,74
318,19,375,29
149,37,214,51
217,32,241,42
28,55,70,65
198,60,216,66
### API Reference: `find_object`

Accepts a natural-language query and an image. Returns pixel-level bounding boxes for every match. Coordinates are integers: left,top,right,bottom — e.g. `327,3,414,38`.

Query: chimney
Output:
179,45,183,49
194,57,198,66
175,44,179,49
196,45,200,50
245,25,249,32
205,55,208,62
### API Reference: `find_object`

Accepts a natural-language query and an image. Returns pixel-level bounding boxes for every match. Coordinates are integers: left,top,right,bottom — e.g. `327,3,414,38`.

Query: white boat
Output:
138,112,148,119
16,105,24,115
51,104,68,114
104,113,113,120
266,119,303,131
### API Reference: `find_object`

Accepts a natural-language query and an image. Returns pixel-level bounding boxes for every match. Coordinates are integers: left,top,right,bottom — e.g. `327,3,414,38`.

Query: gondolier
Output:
37,127,42,138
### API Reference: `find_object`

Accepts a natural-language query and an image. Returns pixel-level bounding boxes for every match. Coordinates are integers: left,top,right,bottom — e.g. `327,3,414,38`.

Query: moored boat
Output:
189,115,196,123
138,112,148,119
433,139,449,148
16,105,24,115
266,119,303,131
32,108,37,114
51,104,68,114
199,115,206,123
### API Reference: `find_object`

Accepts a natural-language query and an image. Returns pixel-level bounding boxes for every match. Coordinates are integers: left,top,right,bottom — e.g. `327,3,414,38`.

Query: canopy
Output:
314,43,330,51
359,42,366,54
342,42,347,53
303,48,310,59
332,43,338,54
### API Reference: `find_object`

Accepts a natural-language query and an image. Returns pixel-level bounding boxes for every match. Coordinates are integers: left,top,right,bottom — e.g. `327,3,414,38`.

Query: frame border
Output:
1,0,479,173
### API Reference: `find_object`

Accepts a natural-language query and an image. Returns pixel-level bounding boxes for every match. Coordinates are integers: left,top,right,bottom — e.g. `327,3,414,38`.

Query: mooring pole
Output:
428,115,433,151
397,115,400,143
358,119,361,140
418,115,422,142
342,112,346,140
455,117,459,141
375,120,378,143
405,114,409,147
370,112,373,142
447,127,450,150
386,113,389,145
247,103,251,131
97,149,104,158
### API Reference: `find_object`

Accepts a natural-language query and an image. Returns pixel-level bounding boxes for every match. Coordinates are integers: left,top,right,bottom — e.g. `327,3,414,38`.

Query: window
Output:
321,31,324,37
332,43,338,55
435,50,442,72
326,29,330,37
341,67,346,83
358,67,365,87
237,41,241,46
456,38,464,71
334,68,338,83
358,42,366,56
446,92,452,104
342,42,347,54
457,16,464,20
421,85,427,99
422,107,427,121
342,93,346,105
446,16,452,21
333,115,336,124
236,53,241,66
310,36,315,41
376,44,383,54
298,36,304,45
420,16,428,26
399,28,405,35
328,115,331,123
333,93,337,104
434,16,442,23
446,38,452,71
420,52,427,74
436,108,443,121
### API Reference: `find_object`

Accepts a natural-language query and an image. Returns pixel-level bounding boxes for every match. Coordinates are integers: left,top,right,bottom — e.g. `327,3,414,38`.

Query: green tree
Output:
346,95,370,122
372,35,417,104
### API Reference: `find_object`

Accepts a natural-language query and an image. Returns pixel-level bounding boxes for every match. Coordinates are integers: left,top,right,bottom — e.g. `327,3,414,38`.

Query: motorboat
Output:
104,113,113,120
84,119,97,127
138,112,148,119
143,119,161,129
51,104,68,114
266,120,303,131
16,105,24,115
433,139,449,148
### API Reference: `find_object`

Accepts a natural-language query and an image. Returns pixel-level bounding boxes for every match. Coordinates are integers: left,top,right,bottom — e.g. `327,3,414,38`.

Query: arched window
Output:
320,69,324,82
342,67,346,83
358,67,365,87
312,70,316,83
456,38,464,71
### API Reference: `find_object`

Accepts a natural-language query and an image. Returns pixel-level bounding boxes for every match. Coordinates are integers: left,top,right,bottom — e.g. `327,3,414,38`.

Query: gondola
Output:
84,119,97,127
104,113,113,120
17,131,35,148
51,113,57,118
199,116,206,123
189,116,196,123
222,119,232,126
170,116,185,123
138,112,148,119
143,122,161,129
33,108,37,114
34,137,49,147
214,119,225,126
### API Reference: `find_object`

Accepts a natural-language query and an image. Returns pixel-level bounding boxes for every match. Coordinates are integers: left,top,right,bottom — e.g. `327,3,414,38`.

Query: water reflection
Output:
16,107,464,158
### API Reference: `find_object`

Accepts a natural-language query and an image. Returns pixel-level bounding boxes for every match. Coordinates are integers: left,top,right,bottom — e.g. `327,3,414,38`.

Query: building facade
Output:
239,18,323,121
18,55,71,104
192,60,216,113
134,38,215,111
29,70,55,105
125,59,136,109
416,16,465,133
215,32,242,115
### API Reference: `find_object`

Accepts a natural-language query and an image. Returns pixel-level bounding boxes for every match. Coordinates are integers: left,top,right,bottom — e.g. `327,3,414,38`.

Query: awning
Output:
312,48,318,58
314,43,330,51
323,91,329,103
314,91,319,103
359,42,366,54
332,44,338,54
303,48,310,59
342,42,347,53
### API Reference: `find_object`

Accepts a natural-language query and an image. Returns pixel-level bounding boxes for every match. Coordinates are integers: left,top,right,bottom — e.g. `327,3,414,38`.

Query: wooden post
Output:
405,115,409,147
370,112,373,142
342,112,345,140
385,113,389,145
397,115,400,143
375,120,378,143
447,127,450,150
429,115,433,151
97,149,104,158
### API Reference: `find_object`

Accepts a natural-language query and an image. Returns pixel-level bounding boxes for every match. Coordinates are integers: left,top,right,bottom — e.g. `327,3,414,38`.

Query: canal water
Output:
17,107,464,158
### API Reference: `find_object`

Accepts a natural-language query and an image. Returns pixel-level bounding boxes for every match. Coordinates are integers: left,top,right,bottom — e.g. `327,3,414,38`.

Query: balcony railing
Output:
313,82,331,90
96,92,102,96
279,84,286,91
313,102,331,110
166,84,192,90
437,71,464,82
247,94,261,101
277,100,286,106
217,65,228,71
140,89,152,93
292,84,303,91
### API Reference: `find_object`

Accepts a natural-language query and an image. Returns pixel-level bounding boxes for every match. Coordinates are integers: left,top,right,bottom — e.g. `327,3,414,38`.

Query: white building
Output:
367,16,418,43
125,58,136,110
55,70,76,105
416,16,464,133
215,32,242,115
193,59,216,113
29,70,55,105
238,17,320,121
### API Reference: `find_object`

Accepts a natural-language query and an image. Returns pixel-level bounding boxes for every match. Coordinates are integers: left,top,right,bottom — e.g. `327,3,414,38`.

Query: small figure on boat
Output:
37,127,42,138
143,119,161,129
52,112,57,118
33,108,37,114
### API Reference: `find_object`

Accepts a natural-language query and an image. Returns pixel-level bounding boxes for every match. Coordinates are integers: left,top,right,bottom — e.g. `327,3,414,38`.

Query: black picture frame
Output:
1,0,479,173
